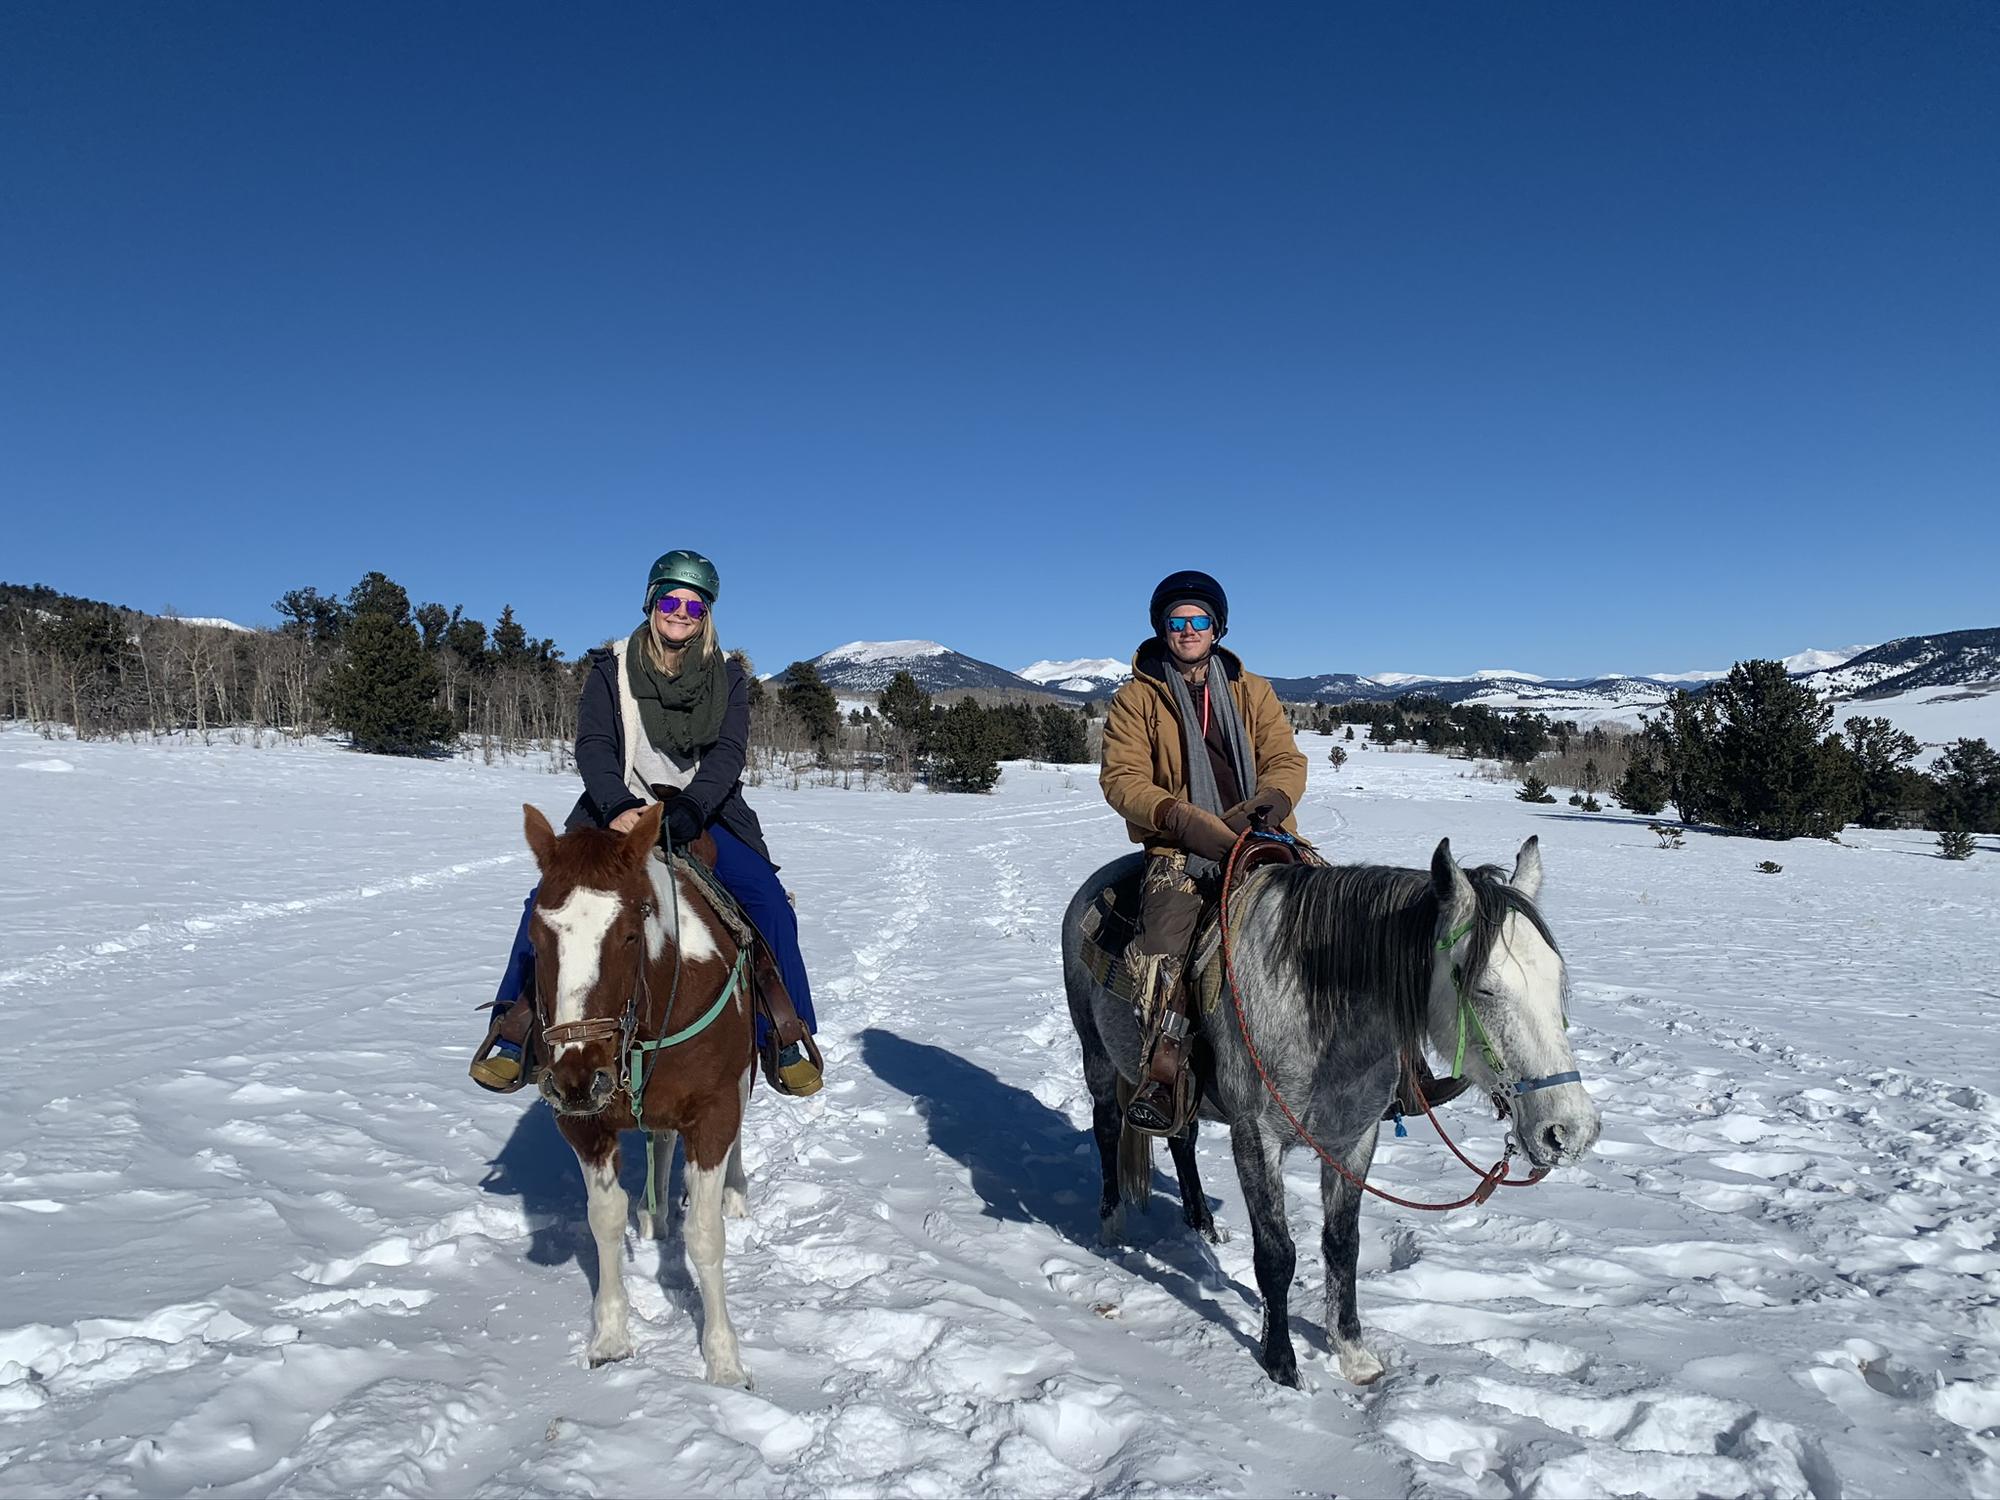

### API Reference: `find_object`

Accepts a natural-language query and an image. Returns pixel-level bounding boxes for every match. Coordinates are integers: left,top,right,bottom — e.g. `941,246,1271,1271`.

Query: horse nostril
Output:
589,1068,615,1097
1539,1122,1567,1159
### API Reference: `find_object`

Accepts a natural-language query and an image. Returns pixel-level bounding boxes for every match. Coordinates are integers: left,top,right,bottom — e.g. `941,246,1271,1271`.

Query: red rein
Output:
1217,832,1548,1212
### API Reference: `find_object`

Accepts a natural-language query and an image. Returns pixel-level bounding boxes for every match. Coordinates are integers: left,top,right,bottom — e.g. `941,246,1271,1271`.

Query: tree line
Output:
752,663,1095,793
1607,660,1997,840
3,574,580,753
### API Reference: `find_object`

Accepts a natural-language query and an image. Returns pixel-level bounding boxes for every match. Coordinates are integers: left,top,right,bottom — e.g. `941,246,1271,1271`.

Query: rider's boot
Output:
751,940,823,1096
469,978,537,1093
1126,956,1195,1137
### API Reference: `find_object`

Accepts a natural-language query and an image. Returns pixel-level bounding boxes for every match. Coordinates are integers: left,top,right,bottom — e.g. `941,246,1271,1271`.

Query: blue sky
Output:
4,3,1995,679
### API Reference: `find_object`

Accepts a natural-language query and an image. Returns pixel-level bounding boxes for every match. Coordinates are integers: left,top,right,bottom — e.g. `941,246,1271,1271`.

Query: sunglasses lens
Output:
683,599,706,620
1168,615,1210,632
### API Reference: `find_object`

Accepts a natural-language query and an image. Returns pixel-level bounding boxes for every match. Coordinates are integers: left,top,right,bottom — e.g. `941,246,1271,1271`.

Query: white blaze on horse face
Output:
642,859,721,967
1487,911,1569,1076
537,885,623,1058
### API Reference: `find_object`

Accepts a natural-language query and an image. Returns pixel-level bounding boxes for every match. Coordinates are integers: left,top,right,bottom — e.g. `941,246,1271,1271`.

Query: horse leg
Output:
1319,1130,1385,1386
1231,1118,1300,1388
684,1131,750,1388
566,1125,634,1367
1166,1117,1226,1244
722,1066,751,1220
637,1129,676,1241
1075,999,1137,1243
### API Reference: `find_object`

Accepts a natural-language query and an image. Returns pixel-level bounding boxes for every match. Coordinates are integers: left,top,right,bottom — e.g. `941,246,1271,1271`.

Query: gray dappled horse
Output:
1062,834,1601,1387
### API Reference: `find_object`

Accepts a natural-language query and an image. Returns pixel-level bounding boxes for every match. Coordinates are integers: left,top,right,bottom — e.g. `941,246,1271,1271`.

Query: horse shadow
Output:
479,1100,700,1322
859,1026,1260,1357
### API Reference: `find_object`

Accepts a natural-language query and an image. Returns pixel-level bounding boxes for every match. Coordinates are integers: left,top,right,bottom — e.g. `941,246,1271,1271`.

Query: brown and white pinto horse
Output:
522,802,756,1384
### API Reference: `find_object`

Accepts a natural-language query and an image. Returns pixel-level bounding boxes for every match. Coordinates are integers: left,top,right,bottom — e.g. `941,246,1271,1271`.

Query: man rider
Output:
1099,570,1309,1135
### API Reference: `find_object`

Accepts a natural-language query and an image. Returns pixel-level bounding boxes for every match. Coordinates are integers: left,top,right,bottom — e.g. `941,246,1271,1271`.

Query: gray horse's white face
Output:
1429,836,1601,1171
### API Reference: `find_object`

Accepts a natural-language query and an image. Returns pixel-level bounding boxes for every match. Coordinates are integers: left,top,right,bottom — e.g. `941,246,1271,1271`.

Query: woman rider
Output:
470,549,821,1095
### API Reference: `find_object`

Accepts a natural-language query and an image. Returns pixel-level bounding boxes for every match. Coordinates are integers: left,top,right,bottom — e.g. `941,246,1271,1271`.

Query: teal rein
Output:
624,945,748,1118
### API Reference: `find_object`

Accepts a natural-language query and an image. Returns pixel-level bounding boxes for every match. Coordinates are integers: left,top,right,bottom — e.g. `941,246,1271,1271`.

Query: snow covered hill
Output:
1797,627,2000,699
3,727,1997,1495
803,641,1097,701
1017,657,1132,695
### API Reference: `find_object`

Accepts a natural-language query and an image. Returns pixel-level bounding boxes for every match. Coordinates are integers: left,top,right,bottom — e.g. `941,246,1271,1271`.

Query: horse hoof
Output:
723,1188,750,1220
1338,1345,1385,1386
706,1358,752,1389
1098,1207,1126,1246
587,1339,634,1368
1193,1218,1230,1245
1263,1355,1302,1390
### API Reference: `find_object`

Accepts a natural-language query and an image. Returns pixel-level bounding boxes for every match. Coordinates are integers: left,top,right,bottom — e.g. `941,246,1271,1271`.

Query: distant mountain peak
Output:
820,639,951,664
1018,657,1131,694
803,640,1096,701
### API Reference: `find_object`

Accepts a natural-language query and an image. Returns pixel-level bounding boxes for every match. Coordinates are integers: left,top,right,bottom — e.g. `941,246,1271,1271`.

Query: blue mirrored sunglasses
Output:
1165,614,1213,633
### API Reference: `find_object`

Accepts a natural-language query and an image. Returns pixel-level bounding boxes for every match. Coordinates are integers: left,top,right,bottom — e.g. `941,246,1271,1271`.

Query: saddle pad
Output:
655,846,759,951
1077,876,1227,1013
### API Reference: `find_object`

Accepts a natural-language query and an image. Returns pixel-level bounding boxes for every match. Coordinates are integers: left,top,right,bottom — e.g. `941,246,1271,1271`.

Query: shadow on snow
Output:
859,1024,1262,1358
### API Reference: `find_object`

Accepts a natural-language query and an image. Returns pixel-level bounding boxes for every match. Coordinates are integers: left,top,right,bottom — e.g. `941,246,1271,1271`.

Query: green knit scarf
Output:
625,627,728,759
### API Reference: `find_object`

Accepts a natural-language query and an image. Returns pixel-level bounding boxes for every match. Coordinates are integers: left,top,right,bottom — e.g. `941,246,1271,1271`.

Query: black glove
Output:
662,793,705,847
1223,787,1294,835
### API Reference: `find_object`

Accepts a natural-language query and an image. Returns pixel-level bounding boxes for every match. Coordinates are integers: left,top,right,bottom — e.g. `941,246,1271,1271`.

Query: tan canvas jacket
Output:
1099,640,1309,855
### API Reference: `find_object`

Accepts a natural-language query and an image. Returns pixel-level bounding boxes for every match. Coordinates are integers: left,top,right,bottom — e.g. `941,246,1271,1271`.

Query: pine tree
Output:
1612,751,1670,816
778,660,840,756
1704,660,1855,838
1036,703,1089,763
1516,774,1557,804
930,696,1001,792
1841,716,1924,828
322,572,454,755
1937,829,1976,860
1934,738,2000,834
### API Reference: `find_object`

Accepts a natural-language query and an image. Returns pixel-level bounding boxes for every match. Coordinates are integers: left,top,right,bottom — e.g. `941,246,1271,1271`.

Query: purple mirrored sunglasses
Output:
654,595,708,620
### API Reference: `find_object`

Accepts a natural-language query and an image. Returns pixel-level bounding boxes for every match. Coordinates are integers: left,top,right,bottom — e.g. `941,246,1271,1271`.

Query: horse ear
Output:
1430,837,1471,911
1511,835,1544,901
524,804,558,870
622,802,665,866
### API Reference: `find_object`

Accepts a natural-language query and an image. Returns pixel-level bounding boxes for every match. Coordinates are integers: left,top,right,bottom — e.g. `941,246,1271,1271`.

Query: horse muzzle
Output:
1509,1085,1602,1170
540,1065,619,1118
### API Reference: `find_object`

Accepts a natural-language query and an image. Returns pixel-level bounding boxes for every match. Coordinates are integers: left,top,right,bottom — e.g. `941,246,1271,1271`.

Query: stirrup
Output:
469,1002,534,1095
1126,1069,1194,1137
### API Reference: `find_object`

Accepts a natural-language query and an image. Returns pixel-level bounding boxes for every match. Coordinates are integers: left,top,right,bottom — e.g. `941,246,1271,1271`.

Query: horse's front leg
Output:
1319,1128,1385,1386
723,1066,751,1220
564,1122,634,1366
1231,1118,1300,1388
684,1129,750,1388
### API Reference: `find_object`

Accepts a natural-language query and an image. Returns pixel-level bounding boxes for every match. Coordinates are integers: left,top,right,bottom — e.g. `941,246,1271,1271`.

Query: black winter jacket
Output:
565,649,774,865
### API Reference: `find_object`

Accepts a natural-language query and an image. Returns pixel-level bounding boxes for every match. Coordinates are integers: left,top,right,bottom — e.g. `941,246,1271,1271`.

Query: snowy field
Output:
3,724,1998,1498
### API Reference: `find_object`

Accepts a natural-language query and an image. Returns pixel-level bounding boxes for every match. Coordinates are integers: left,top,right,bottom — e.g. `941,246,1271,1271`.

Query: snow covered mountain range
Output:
800,628,2000,735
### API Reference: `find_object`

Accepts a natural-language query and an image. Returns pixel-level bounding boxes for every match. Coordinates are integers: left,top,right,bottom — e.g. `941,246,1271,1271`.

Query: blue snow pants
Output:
495,828,816,1042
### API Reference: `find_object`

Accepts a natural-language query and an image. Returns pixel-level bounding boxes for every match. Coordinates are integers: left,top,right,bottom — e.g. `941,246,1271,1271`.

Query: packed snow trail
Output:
2,727,1996,1497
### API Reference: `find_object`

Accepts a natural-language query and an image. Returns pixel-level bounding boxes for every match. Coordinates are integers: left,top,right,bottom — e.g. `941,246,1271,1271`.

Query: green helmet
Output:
644,549,720,611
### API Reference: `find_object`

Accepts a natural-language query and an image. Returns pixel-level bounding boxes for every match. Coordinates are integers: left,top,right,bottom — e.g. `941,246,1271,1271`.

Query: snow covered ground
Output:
3,725,1998,1497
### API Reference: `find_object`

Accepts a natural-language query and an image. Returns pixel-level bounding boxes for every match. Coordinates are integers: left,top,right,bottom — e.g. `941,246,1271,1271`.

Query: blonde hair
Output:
644,605,719,675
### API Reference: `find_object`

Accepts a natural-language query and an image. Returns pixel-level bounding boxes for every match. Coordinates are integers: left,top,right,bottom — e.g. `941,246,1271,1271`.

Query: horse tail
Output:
1114,1075,1152,1209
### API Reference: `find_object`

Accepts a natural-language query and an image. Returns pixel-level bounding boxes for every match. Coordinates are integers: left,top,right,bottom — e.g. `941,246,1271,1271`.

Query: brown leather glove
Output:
1157,799,1239,863
1223,787,1294,835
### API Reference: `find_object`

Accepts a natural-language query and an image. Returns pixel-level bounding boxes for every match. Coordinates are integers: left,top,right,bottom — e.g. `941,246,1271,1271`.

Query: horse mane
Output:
1261,860,1562,1049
